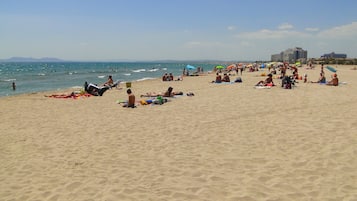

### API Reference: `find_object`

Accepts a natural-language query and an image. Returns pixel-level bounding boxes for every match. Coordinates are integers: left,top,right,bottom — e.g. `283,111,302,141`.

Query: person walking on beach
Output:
12,82,16,90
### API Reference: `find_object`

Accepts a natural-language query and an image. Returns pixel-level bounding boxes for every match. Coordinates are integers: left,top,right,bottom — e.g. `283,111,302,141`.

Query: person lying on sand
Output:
45,91,92,99
140,87,183,97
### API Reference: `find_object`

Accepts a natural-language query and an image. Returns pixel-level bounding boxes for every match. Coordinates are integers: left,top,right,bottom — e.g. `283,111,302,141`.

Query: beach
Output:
1,65,356,201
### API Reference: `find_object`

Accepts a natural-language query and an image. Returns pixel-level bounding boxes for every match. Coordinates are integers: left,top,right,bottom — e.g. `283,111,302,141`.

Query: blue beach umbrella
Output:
186,65,196,70
326,66,337,73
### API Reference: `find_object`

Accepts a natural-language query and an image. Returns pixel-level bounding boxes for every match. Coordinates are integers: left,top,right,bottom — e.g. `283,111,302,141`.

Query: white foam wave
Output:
123,73,131,76
132,69,146,73
136,77,155,82
71,86,83,89
148,68,159,72
1,78,16,82
98,75,105,78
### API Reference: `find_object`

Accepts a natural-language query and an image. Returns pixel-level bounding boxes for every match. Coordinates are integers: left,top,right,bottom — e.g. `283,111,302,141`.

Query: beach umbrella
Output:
215,65,225,69
326,66,337,73
186,64,196,70
226,64,236,70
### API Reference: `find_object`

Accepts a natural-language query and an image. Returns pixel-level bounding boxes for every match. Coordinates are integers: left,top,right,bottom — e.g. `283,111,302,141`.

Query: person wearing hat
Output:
256,73,274,86
326,73,339,86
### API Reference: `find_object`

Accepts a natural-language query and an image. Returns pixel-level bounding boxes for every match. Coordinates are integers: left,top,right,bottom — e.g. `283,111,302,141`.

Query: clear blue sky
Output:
1,0,356,61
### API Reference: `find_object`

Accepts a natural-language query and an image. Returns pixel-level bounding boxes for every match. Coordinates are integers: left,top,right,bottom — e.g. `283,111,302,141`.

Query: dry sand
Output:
1,65,357,201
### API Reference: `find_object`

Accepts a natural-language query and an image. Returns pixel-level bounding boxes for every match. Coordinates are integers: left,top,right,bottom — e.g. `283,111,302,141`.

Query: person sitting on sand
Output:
310,73,326,84
168,73,174,81
162,73,169,81
122,89,136,108
256,74,274,86
222,73,230,82
211,73,222,83
141,87,183,97
326,73,339,86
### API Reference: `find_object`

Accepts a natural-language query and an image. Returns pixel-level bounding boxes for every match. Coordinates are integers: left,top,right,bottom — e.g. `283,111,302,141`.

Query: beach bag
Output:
234,77,242,83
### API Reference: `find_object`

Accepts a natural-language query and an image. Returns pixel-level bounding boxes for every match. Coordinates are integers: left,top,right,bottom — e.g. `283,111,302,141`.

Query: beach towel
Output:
254,86,271,89
46,92,92,99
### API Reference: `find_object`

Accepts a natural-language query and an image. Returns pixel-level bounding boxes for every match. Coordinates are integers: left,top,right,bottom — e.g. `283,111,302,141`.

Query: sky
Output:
1,0,357,61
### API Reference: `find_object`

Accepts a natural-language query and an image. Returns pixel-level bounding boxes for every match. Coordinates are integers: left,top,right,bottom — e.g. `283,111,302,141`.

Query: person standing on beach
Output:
321,64,325,75
12,82,16,90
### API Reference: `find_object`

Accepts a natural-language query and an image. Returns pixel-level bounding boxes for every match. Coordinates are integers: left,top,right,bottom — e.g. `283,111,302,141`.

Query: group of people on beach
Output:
45,61,340,106
254,63,339,88
80,72,188,108
212,73,231,83
309,64,339,86
121,86,186,108
162,72,182,81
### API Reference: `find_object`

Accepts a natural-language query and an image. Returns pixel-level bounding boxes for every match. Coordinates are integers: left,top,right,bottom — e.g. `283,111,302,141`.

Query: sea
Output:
0,62,220,97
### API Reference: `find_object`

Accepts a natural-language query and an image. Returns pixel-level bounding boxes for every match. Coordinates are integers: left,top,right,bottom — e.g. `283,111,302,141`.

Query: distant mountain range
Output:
0,57,64,62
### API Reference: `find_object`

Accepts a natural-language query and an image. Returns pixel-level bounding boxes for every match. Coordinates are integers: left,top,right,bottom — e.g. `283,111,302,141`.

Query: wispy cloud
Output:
235,22,357,40
278,23,294,30
183,41,225,48
317,22,357,38
227,26,236,31
236,29,310,39
305,27,319,32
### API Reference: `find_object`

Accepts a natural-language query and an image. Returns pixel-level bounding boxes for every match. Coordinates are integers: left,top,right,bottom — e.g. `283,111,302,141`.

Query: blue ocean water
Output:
0,62,218,97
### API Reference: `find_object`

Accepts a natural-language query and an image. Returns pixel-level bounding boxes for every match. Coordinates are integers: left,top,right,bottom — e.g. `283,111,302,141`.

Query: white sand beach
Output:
1,65,356,201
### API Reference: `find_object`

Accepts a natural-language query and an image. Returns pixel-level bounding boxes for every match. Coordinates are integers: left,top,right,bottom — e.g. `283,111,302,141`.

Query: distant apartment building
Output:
271,47,308,63
321,52,347,59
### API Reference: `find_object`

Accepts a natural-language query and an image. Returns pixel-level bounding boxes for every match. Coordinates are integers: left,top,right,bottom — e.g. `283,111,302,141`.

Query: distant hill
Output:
0,57,64,62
